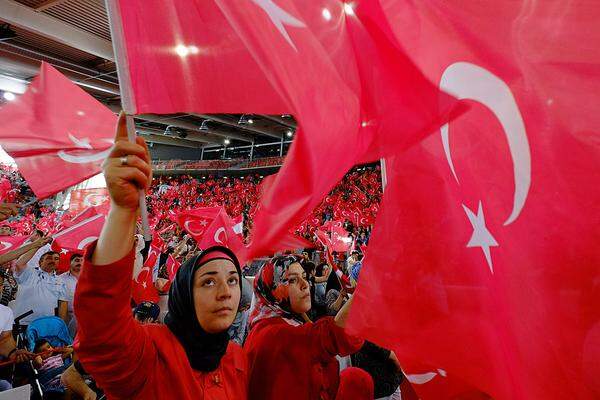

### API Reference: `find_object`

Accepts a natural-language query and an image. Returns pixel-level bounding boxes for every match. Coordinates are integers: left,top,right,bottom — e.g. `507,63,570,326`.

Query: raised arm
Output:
74,112,154,398
14,238,51,274
0,237,49,266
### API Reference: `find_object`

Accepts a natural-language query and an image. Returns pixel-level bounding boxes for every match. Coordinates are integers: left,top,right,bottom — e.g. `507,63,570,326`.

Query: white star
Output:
462,201,498,274
60,249,69,254
142,281,147,289
199,219,208,227
251,0,306,51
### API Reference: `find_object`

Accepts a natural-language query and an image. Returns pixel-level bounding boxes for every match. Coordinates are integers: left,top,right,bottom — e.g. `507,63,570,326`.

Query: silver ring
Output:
119,156,128,166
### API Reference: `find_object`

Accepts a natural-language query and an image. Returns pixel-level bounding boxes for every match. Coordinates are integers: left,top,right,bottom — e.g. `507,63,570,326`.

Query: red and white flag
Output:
0,62,116,198
132,264,158,304
166,255,181,282
52,213,105,251
106,0,460,260
175,207,221,243
68,188,110,214
0,235,28,255
349,2,600,399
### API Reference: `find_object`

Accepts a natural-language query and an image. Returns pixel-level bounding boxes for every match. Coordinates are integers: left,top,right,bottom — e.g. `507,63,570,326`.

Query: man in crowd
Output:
59,253,83,336
12,243,68,325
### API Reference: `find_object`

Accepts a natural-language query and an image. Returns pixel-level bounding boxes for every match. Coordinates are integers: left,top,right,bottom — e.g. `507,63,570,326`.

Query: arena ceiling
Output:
0,0,297,158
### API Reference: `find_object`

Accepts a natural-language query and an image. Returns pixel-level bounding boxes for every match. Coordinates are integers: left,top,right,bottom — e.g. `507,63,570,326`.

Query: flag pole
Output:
105,0,152,242
125,115,152,242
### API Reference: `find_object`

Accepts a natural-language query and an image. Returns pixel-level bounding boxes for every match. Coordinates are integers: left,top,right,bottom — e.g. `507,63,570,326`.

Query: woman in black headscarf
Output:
74,113,248,400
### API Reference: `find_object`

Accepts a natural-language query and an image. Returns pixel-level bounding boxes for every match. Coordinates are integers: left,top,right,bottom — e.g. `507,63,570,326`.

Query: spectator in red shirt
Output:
74,113,248,400
244,255,369,400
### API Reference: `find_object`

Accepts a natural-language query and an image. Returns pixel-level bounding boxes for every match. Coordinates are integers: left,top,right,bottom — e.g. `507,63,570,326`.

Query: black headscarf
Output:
165,246,242,372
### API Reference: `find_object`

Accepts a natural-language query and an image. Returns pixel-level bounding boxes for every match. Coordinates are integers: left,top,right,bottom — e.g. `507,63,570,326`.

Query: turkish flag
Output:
196,210,246,260
348,2,600,399
144,244,161,269
132,264,158,304
52,213,105,252
317,225,352,253
0,62,116,198
166,255,181,282
68,188,110,214
106,0,460,259
175,207,221,243
0,235,28,255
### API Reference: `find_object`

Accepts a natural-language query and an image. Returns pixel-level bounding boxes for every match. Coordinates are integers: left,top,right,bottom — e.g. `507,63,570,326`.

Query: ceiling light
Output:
199,120,210,131
286,130,293,137
322,8,332,21
343,3,355,15
247,118,254,124
2,92,15,101
224,138,231,145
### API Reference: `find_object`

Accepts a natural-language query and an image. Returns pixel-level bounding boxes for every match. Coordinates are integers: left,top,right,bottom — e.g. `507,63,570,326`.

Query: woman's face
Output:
286,263,311,314
193,259,241,334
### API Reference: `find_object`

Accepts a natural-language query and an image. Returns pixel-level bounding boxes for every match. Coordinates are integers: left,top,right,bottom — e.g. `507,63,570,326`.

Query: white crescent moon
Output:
184,221,205,236
406,369,447,385
134,266,151,284
83,194,108,207
77,236,98,250
440,62,531,226
214,227,226,244
57,139,113,164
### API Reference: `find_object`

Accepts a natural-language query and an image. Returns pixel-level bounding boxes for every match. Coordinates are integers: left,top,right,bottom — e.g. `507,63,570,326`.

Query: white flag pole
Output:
105,0,152,242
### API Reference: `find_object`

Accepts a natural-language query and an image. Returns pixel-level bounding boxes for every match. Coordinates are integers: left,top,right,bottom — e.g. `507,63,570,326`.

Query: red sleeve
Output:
73,243,157,398
264,317,363,362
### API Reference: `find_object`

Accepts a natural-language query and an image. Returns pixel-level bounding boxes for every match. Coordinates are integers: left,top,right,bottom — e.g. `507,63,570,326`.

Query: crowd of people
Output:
0,119,407,398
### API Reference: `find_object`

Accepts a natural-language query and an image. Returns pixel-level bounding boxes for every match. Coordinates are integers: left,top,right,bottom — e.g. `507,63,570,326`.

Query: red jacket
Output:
73,248,248,399
244,317,363,400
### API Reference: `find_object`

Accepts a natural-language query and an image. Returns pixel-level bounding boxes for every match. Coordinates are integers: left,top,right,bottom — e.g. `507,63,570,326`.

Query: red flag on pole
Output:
53,213,105,252
68,188,110,214
106,0,460,260
0,62,116,198
132,265,158,304
166,255,181,282
0,235,28,255
348,2,600,399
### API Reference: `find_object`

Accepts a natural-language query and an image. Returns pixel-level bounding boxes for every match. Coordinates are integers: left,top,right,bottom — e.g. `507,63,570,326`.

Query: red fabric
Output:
0,235,28,255
336,367,374,400
109,1,458,259
166,254,181,282
131,262,158,304
348,1,600,399
74,246,248,400
245,317,363,400
52,213,105,251
68,188,110,214
0,62,115,198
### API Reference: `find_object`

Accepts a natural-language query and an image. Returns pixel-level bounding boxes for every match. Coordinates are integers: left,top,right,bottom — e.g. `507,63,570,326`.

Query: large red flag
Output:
175,207,221,243
0,62,116,198
106,0,460,259
0,235,28,255
349,2,600,399
52,213,105,252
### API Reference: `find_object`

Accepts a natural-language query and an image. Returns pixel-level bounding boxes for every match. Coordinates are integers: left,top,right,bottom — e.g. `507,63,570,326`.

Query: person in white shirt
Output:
11,244,68,325
59,253,83,337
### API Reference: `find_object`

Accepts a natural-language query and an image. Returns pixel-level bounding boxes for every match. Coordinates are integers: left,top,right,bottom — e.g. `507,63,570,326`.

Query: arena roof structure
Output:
0,0,297,160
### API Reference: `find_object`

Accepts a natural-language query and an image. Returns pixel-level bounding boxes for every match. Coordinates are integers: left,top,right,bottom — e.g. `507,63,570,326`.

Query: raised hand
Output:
102,112,152,211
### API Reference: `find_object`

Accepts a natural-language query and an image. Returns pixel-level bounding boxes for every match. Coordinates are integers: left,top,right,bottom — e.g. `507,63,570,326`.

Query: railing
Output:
152,157,284,171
